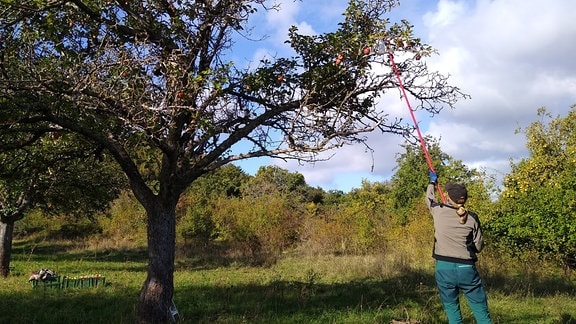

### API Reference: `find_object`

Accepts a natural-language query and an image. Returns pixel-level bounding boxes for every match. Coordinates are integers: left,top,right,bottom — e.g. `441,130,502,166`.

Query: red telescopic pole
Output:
386,50,447,203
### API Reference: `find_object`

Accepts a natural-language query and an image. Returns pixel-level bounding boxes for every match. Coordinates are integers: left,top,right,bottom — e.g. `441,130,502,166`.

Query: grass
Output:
1,238,576,323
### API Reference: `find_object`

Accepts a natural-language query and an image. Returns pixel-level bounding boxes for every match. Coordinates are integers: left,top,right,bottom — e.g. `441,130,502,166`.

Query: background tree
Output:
486,107,576,265
0,131,124,277
0,0,466,321
241,165,306,198
342,180,391,252
390,138,491,224
178,164,249,244
389,138,446,221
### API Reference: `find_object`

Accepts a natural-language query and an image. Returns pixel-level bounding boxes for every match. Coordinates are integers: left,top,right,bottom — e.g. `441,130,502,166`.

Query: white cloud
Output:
265,0,299,30
414,0,576,188
273,133,403,190
423,0,467,29
239,0,576,192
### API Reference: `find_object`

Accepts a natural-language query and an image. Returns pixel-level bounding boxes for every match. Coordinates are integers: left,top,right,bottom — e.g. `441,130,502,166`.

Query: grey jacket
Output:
426,184,484,264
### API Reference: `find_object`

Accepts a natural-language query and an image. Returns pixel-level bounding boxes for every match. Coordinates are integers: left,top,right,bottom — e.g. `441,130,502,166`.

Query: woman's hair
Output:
455,205,468,224
445,183,468,223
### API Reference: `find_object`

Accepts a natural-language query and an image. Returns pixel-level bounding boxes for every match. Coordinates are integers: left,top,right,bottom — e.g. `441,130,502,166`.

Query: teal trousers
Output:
435,260,491,324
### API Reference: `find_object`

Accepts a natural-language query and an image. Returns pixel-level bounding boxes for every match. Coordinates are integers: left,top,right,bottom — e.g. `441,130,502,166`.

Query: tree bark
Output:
135,203,176,323
0,218,15,277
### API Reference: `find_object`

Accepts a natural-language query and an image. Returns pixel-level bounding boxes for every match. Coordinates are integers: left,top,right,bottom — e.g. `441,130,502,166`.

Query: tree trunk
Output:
0,218,15,278
136,203,177,323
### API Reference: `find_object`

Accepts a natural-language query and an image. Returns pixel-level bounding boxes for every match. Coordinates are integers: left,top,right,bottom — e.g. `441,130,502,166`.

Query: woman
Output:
426,171,491,323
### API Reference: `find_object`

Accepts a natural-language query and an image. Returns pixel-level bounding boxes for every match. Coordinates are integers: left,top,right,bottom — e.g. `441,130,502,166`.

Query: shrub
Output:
98,191,146,241
178,203,216,245
212,194,302,264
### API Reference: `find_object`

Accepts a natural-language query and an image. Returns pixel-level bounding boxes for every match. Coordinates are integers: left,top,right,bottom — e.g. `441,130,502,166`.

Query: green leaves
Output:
0,131,126,220
389,137,493,224
488,106,576,259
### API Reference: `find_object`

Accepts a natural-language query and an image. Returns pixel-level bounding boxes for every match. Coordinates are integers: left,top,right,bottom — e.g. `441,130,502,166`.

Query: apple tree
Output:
0,0,466,321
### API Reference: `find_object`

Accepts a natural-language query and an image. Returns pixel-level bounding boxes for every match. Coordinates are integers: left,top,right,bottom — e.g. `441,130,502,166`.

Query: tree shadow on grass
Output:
0,286,139,324
175,275,436,323
7,239,576,323
1,265,574,323
486,271,576,297
171,268,563,324
12,239,148,264
0,269,444,324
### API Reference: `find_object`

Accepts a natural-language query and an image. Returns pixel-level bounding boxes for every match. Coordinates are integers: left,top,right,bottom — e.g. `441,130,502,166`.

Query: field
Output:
1,238,576,324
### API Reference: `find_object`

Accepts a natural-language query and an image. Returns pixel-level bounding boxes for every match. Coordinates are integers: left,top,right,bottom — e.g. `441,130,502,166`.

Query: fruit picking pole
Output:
386,48,447,203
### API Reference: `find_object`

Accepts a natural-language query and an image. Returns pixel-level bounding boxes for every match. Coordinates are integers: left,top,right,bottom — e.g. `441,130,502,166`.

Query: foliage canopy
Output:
487,107,576,262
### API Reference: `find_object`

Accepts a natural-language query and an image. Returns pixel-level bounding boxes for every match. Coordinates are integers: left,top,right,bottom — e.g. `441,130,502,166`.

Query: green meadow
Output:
2,238,575,324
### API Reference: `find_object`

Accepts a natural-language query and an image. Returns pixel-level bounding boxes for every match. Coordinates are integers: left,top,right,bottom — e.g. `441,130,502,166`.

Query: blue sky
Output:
231,0,576,192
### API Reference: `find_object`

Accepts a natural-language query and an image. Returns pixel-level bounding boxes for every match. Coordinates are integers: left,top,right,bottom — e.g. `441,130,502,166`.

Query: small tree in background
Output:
487,107,576,264
178,164,249,245
0,132,124,277
390,138,492,224
0,0,466,321
389,138,447,224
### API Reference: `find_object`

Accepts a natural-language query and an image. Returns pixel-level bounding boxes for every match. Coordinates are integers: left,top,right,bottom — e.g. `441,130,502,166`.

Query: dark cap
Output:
445,183,468,204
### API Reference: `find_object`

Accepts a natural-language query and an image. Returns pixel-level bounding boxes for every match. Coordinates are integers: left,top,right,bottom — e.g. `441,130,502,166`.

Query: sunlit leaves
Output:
489,106,576,259
389,137,492,224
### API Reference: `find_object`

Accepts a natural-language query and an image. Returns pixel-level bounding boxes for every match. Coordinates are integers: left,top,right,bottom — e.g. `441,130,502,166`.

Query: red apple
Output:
362,47,370,55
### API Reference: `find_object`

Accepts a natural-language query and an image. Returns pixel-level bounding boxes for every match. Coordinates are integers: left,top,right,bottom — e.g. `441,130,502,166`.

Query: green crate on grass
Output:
32,275,106,289
31,276,61,289
61,275,106,288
